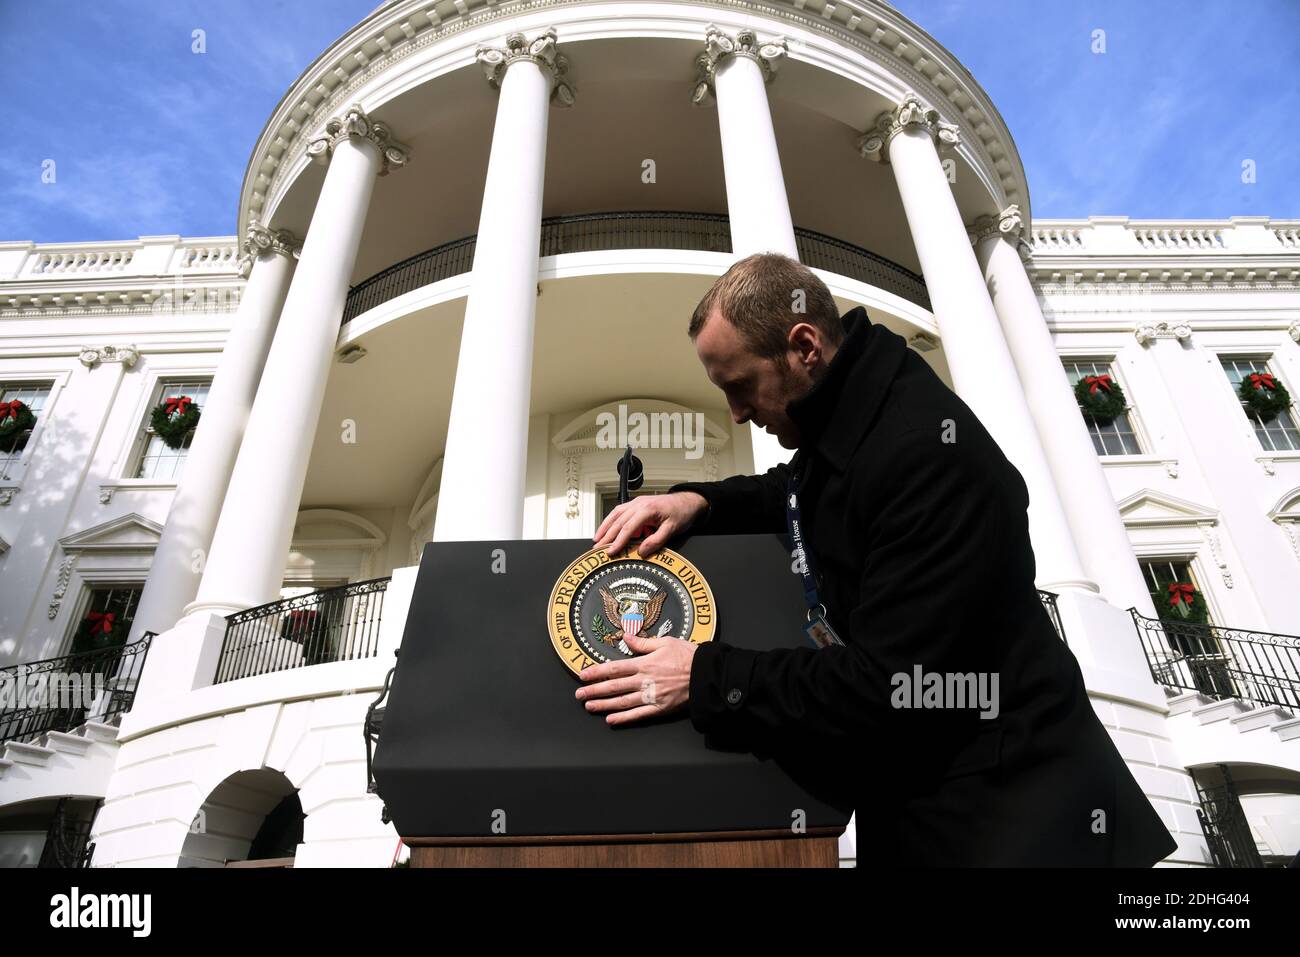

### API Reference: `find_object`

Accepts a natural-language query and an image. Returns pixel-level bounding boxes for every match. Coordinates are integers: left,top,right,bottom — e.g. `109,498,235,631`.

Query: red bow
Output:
1247,372,1276,392
86,611,117,634
286,609,318,628
1166,583,1196,607
1082,374,1112,395
163,396,192,416
0,399,25,421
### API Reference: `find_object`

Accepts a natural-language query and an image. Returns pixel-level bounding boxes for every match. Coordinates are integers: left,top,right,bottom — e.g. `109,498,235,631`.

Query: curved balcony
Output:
341,211,931,325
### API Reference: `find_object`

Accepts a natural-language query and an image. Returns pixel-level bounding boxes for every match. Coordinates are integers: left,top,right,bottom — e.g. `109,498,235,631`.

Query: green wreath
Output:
1237,372,1291,423
0,399,37,453
1073,374,1128,424
1159,582,1209,626
150,395,202,449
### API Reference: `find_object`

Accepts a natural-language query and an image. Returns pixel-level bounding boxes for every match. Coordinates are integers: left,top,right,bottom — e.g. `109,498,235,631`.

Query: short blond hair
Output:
688,252,843,359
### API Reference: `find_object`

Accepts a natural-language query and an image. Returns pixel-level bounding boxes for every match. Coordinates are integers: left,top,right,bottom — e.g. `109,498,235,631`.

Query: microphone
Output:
616,445,644,505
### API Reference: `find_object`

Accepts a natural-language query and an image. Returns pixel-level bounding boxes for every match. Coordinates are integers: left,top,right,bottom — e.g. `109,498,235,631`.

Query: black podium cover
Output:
371,535,854,837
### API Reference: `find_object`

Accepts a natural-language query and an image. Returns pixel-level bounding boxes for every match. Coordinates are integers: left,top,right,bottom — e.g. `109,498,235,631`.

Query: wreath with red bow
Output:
1237,372,1291,423
150,395,202,449
0,398,37,453
81,610,120,646
1161,581,1208,625
1072,374,1128,424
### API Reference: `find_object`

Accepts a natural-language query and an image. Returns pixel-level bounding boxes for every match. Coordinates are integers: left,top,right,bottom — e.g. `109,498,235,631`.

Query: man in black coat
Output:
580,253,1177,866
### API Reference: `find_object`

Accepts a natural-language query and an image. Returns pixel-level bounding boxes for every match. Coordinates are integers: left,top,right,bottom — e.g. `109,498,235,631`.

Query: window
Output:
131,377,212,479
1139,559,1233,699
1062,360,1142,456
0,381,53,480
1140,559,1211,624
68,585,142,656
1220,357,1300,453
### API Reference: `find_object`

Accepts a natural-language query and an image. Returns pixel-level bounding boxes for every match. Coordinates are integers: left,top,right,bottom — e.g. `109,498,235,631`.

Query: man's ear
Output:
788,322,822,370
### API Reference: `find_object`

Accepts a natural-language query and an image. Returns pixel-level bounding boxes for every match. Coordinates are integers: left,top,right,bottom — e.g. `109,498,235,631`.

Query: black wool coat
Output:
668,306,1178,867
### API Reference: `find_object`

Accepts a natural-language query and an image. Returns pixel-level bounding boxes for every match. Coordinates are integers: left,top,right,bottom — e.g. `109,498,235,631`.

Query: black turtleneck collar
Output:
783,305,910,471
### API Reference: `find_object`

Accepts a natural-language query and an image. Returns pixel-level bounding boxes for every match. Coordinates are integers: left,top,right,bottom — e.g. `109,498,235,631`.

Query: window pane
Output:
1062,361,1142,456
1221,358,1300,452
134,379,212,478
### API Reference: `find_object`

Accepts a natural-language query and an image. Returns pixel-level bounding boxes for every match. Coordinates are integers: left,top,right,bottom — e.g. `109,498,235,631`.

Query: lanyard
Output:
785,468,825,622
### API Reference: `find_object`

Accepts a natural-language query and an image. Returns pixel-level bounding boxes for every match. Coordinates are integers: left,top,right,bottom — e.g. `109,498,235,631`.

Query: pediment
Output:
58,513,163,552
1116,489,1218,527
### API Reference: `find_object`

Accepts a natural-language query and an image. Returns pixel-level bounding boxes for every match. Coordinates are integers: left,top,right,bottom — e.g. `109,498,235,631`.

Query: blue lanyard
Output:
785,469,825,621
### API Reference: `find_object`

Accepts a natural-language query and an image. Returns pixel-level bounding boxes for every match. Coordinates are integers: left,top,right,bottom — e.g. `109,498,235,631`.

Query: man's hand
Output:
592,491,709,558
575,632,698,725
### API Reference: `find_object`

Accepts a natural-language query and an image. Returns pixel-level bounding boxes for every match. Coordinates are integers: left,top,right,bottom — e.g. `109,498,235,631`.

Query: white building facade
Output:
1,0,1298,867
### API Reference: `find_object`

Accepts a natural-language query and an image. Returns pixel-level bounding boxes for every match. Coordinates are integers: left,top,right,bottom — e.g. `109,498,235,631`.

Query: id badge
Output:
803,613,846,649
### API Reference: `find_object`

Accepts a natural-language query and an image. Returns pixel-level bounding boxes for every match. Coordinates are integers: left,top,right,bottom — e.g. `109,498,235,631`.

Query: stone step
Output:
1167,691,1211,716
1192,698,1252,725
1273,717,1300,743
3,740,56,767
80,720,121,744
1230,705,1294,733
43,730,95,756
0,757,12,779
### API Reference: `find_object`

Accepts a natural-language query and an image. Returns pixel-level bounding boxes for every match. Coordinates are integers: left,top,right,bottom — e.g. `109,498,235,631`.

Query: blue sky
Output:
1,0,1296,243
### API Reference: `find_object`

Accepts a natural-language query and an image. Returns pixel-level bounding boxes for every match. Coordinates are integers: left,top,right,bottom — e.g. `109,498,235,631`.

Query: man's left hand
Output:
575,632,697,725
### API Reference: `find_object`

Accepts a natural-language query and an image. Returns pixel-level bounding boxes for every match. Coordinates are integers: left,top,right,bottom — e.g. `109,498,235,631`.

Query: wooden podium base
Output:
405,827,842,867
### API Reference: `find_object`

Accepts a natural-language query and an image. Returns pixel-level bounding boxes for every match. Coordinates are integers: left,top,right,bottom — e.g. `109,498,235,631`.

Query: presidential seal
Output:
546,545,717,677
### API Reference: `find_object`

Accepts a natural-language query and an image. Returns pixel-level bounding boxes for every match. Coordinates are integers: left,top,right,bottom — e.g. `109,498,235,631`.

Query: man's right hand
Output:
592,491,709,559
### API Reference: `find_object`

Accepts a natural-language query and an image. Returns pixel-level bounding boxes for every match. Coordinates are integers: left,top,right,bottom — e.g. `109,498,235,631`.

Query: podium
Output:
370,535,852,867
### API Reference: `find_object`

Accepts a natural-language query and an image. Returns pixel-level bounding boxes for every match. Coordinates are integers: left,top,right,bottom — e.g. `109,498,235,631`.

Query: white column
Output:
433,28,574,542
185,104,409,616
971,209,1158,617
858,94,1096,595
126,223,300,641
694,24,796,475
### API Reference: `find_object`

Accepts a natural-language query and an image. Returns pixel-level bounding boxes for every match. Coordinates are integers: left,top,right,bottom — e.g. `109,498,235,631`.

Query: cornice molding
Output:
1,282,243,319
237,0,1030,237
691,22,788,104
856,90,960,163
305,102,411,175
476,26,576,105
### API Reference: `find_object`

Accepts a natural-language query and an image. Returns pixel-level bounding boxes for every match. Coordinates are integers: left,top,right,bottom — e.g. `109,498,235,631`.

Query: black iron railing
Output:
0,634,154,748
341,210,931,323
37,798,101,869
1194,766,1264,868
216,577,390,684
364,651,399,825
1130,610,1300,709
1038,590,1067,645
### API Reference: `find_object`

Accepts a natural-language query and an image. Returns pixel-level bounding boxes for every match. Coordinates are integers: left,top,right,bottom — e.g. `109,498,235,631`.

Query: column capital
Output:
306,102,411,175
967,204,1034,260
475,27,576,107
691,23,788,105
1288,320,1300,343
236,219,302,278
856,91,961,164
1134,320,1192,345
